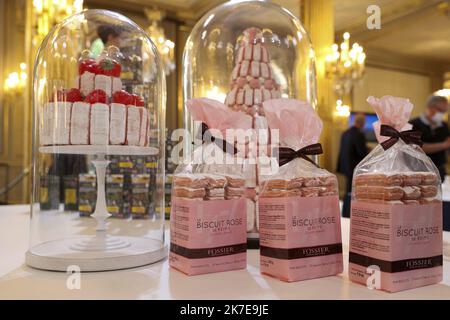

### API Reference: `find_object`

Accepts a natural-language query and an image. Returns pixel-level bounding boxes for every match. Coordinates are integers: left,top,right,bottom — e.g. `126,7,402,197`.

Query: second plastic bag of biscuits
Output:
258,99,343,282
169,98,252,276
349,95,443,292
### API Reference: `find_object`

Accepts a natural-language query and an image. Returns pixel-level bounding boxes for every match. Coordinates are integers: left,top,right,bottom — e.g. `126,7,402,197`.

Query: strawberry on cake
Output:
40,50,149,147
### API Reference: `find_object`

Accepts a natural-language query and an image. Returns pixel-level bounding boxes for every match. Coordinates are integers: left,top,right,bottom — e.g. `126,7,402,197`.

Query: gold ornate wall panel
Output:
0,0,28,204
353,66,432,117
300,0,336,171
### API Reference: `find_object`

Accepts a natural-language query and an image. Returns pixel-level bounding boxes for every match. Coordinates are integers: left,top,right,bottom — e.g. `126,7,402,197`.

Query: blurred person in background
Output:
337,112,369,194
410,95,450,182
90,25,123,58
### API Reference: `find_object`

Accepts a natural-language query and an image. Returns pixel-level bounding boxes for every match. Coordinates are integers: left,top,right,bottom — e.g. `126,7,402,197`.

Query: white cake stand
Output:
26,145,168,272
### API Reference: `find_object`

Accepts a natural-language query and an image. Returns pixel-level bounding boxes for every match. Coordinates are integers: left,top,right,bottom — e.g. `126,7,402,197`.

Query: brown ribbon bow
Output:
275,143,323,167
198,122,237,155
380,124,423,150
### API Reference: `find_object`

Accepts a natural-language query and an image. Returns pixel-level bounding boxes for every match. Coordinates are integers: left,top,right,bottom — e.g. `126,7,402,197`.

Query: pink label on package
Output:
349,201,443,292
259,195,343,282
169,197,247,276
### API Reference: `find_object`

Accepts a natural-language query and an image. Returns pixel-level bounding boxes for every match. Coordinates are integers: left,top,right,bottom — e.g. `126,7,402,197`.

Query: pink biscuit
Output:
253,43,262,61
354,173,402,186
402,186,421,200
244,45,253,60
260,62,269,78
94,74,112,97
237,47,244,63
251,61,260,77
173,174,209,188
172,187,205,199
262,88,271,101
226,87,237,105
138,107,149,146
90,103,110,145
287,178,303,189
240,61,250,77
41,103,54,145
319,175,337,186
262,179,288,190
319,186,338,197
261,46,269,62
403,200,420,205
109,103,126,145
254,89,262,105
112,77,122,93
204,174,227,188
260,189,288,198
420,185,438,198
70,102,90,145
236,89,244,105
354,186,404,201
225,187,245,199
225,175,245,188
420,172,439,186
231,64,240,80
79,71,95,96
287,189,302,197
401,173,422,186
302,187,321,197
205,188,225,198
419,197,440,204
244,88,253,106
52,102,71,145
303,177,321,187
126,106,141,146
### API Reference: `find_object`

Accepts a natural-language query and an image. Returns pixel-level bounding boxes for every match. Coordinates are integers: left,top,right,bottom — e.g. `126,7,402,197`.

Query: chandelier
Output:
32,0,84,48
325,32,366,98
4,63,27,94
145,8,175,76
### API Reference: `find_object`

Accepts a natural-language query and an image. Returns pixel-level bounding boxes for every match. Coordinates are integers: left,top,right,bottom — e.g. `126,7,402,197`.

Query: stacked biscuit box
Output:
104,155,156,219
169,98,252,275
131,174,151,219
106,174,128,219
39,175,60,210
258,99,343,282
78,174,97,217
349,96,443,292
164,129,177,219
63,175,78,211
164,174,173,220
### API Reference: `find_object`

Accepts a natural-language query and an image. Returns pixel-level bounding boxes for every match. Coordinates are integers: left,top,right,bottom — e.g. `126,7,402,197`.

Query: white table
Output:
0,204,449,300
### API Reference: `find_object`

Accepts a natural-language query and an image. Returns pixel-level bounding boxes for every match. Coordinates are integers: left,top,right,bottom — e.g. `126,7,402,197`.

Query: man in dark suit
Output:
337,113,369,194
410,95,450,182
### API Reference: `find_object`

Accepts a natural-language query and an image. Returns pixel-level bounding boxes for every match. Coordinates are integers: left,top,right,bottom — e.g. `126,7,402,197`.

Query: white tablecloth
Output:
0,204,449,300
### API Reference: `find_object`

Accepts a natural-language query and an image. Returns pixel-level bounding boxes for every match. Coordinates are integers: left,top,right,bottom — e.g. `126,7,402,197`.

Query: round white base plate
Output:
26,236,167,272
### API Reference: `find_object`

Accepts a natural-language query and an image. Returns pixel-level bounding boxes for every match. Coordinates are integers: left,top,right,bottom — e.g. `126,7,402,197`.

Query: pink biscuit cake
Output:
40,56,150,147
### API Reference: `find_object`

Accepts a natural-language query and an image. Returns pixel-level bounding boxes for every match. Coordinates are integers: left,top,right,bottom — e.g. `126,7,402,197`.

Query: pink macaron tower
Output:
224,27,282,241
225,27,281,117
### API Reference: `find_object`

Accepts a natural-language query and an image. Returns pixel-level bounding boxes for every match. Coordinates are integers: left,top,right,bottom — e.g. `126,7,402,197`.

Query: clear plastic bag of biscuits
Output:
258,99,343,282
169,98,253,276
349,96,443,293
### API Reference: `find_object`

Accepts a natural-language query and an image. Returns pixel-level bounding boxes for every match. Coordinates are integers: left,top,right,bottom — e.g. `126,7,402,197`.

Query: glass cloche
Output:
28,9,167,271
182,0,317,247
